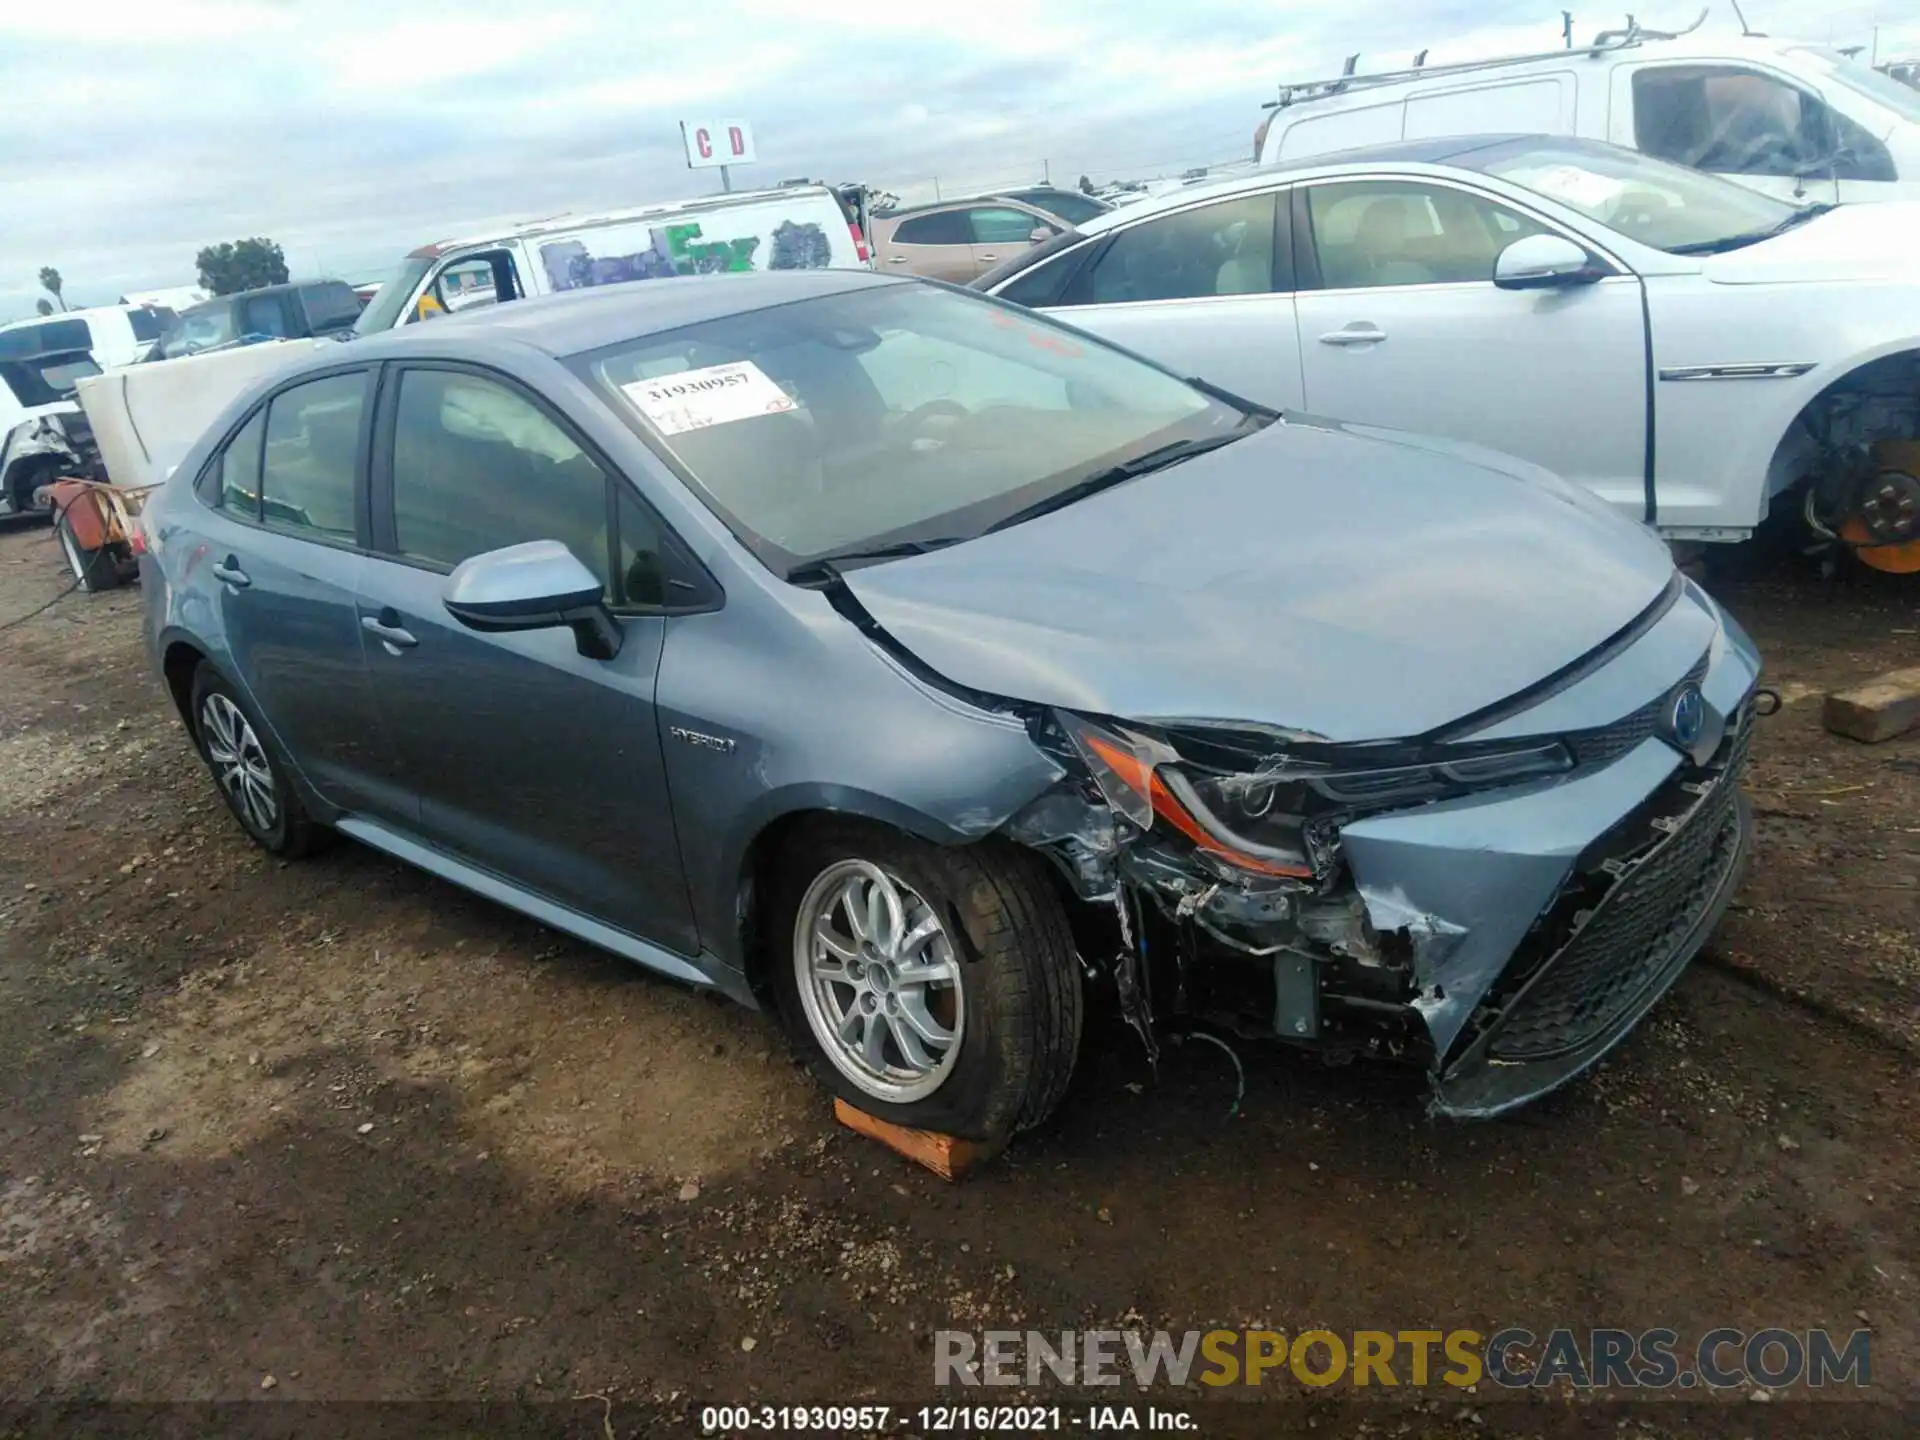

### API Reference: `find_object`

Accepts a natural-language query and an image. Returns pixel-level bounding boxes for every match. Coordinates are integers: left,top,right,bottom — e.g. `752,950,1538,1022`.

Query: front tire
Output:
769,820,1083,1143
189,663,321,857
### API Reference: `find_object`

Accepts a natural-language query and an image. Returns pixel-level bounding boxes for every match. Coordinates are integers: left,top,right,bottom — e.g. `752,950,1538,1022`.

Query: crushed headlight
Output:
1055,710,1572,882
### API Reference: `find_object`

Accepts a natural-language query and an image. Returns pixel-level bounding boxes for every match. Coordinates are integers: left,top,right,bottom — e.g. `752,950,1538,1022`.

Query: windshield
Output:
126,306,171,342
159,304,237,359
352,254,436,335
1798,46,1920,126
1467,138,1797,254
579,283,1235,573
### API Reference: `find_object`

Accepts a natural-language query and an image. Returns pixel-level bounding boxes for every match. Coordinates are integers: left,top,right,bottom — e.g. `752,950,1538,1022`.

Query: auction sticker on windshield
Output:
621,360,798,435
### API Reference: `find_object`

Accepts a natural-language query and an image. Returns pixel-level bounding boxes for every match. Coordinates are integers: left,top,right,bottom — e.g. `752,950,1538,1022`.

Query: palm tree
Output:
37,267,67,311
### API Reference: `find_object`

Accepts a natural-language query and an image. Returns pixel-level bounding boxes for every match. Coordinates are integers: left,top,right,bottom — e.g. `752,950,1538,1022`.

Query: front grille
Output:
1485,708,1750,1062
1568,651,1710,770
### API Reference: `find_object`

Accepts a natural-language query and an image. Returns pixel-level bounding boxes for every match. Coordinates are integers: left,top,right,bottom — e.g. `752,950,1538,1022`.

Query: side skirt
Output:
335,815,756,1006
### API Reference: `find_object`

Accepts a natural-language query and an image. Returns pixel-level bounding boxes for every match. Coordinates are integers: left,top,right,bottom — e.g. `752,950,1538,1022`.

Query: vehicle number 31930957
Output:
701,1406,1201,1433
701,1405,1087,1432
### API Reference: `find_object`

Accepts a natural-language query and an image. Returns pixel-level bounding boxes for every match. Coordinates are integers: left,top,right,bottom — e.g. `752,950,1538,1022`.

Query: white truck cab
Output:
351,185,871,337
1256,14,1920,208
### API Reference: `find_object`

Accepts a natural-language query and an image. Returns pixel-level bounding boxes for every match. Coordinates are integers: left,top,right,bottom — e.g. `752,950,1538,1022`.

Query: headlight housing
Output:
1056,711,1572,881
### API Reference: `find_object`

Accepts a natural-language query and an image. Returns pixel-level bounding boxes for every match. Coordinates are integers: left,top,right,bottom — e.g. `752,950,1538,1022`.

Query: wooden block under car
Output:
1822,666,1920,744
833,1098,988,1181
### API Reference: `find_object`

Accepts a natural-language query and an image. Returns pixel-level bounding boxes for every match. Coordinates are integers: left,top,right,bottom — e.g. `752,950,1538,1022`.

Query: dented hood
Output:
839,416,1676,743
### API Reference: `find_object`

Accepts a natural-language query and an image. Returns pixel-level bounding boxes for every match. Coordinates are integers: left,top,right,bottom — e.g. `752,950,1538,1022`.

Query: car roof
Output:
1062,134,1568,235
415,185,840,255
179,280,349,313
343,269,908,363
875,194,1052,221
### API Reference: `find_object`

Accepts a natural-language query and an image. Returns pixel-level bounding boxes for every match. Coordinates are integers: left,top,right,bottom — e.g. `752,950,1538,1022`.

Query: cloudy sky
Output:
1,0,1909,318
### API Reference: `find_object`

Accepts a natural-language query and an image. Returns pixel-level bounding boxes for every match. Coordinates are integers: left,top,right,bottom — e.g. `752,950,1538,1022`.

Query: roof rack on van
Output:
1264,7,1706,109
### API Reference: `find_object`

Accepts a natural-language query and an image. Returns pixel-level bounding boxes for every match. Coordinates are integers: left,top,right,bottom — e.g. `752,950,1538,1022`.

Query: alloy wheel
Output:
200,692,280,836
793,859,965,1104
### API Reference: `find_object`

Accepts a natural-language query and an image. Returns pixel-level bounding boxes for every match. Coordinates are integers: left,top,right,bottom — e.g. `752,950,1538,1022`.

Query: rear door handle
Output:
210,556,250,588
1318,323,1387,346
885,256,909,264
361,610,418,651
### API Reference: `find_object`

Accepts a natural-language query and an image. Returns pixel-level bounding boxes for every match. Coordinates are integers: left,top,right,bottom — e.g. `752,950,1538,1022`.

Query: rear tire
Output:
188,663,322,858
769,819,1083,1143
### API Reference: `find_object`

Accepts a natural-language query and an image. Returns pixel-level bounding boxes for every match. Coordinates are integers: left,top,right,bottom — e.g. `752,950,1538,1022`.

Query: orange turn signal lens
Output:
1086,731,1312,880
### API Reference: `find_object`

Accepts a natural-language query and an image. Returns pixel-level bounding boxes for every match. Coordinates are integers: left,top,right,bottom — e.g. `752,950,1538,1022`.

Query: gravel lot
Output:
0,518,1914,1438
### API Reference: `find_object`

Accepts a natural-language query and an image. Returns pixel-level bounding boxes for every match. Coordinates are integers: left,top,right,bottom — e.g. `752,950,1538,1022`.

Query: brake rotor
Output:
1845,449,1920,574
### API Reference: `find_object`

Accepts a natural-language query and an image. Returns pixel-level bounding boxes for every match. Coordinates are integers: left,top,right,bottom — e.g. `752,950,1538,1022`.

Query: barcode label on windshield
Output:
621,360,798,435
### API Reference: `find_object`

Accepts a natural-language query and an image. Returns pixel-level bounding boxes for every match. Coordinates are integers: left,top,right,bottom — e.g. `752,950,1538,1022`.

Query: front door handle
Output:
975,253,997,262
211,556,250,588
361,611,418,651
1319,323,1387,346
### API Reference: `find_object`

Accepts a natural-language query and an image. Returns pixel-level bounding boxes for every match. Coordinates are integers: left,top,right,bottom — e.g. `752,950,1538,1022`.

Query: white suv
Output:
1254,21,1920,208
976,135,1920,569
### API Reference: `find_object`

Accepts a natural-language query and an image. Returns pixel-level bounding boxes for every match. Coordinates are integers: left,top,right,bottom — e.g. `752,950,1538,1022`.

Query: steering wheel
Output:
886,398,970,441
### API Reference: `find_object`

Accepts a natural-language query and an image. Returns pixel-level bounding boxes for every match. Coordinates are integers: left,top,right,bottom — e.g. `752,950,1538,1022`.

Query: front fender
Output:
656,590,1065,976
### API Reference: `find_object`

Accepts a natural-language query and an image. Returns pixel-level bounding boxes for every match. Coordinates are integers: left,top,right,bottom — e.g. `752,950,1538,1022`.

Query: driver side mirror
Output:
1494,234,1602,291
1029,226,1054,244
443,540,623,660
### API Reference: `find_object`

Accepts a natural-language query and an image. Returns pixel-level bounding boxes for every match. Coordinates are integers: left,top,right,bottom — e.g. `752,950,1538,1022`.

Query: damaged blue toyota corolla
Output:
140,269,1760,1141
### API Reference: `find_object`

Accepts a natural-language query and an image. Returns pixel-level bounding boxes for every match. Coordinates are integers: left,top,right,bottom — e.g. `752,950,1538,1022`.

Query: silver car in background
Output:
140,271,1759,1144
976,133,1920,563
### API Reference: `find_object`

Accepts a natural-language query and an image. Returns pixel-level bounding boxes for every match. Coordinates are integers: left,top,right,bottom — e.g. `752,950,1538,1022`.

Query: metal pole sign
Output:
680,120,755,192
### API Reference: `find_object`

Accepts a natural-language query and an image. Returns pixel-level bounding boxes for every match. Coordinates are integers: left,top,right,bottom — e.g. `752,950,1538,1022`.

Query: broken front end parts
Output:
1003,685,1756,1115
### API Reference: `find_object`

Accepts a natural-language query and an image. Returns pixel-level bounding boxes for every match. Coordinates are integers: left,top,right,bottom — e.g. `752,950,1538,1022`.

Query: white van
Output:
1254,15,1920,207
352,185,870,336
0,305,173,371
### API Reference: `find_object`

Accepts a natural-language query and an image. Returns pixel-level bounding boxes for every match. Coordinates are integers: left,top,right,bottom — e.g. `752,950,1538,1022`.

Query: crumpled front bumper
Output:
1336,579,1761,1117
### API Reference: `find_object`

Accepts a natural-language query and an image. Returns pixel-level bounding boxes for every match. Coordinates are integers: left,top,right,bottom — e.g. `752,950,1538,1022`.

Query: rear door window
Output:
259,371,368,542
1081,192,1281,304
891,210,971,246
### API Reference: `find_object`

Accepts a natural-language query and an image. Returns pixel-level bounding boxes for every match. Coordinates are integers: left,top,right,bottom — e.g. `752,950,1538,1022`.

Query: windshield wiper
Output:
1669,201,1837,256
984,428,1253,535
785,535,970,585
1184,374,1279,418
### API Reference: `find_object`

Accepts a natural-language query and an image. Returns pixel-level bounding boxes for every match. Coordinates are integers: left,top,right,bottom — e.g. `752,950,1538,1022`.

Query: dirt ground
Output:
0,519,1914,1438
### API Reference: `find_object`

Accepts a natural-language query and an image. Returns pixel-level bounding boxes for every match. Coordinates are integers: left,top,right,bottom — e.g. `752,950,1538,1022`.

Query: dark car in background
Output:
149,280,364,361
996,185,1114,225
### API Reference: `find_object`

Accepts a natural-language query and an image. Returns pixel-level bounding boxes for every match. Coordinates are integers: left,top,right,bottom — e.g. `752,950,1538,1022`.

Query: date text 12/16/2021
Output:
701,1404,1198,1433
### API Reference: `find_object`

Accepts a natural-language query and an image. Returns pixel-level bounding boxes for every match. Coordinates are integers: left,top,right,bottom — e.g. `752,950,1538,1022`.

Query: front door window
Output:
1304,181,1543,289
389,368,612,582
